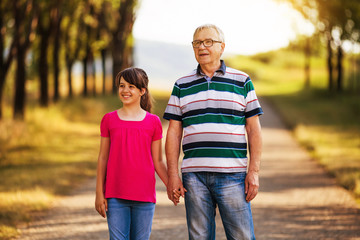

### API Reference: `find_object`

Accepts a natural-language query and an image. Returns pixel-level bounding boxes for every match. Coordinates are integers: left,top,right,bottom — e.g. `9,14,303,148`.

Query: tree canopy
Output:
0,0,138,120
280,0,360,91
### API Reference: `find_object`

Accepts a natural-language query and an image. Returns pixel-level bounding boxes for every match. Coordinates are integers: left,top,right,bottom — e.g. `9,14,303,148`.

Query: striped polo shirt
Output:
163,60,263,173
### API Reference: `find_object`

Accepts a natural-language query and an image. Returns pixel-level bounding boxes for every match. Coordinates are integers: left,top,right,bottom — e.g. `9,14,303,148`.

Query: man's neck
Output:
200,61,221,78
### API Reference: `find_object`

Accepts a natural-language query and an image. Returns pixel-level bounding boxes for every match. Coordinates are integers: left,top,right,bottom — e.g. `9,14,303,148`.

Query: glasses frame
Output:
192,39,222,48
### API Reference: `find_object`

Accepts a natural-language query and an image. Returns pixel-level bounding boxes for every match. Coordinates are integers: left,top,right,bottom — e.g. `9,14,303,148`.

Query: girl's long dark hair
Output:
115,67,153,112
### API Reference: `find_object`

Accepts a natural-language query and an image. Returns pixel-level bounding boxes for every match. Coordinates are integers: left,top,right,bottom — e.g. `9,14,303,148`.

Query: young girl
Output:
95,67,169,240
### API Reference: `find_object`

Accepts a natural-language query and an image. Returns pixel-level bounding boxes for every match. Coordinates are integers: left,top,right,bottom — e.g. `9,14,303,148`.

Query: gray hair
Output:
193,24,225,42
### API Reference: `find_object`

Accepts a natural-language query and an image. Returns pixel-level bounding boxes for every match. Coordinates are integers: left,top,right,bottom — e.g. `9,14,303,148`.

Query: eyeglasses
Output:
192,39,222,48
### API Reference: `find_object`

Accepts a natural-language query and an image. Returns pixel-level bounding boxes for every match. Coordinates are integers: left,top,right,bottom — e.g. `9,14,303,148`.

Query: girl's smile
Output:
118,77,145,105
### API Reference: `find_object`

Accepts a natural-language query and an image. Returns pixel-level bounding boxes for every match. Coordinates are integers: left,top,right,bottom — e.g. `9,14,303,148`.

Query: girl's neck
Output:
117,106,146,121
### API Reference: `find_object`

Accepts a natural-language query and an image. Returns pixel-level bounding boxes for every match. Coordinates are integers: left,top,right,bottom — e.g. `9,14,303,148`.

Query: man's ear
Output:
221,42,225,54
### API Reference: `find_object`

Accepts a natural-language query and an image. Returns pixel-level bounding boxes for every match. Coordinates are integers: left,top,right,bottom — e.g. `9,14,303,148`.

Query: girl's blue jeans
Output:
182,172,256,240
106,198,155,240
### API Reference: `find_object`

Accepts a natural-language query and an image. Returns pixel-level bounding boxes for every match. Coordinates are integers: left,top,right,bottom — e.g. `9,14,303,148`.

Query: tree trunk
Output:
336,45,343,92
304,37,311,89
38,24,50,107
349,53,356,93
63,8,82,99
92,57,96,97
101,49,106,95
0,72,4,119
13,0,37,120
66,62,73,98
53,35,60,102
0,12,4,119
327,37,334,91
112,0,137,94
353,54,359,94
83,57,88,97
112,46,123,94
14,47,27,120
0,38,16,119
53,13,62,102
98,2,108,96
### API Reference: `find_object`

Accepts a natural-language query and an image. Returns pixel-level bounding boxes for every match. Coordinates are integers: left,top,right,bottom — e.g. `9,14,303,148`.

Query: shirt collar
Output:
196,60,226,76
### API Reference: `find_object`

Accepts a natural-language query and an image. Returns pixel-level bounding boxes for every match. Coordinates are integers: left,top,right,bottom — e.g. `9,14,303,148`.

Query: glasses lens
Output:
192,41,200,48
204,39,213,47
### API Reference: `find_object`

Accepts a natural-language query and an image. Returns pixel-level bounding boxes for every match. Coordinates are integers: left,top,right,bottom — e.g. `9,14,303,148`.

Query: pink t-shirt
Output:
100,111,163,203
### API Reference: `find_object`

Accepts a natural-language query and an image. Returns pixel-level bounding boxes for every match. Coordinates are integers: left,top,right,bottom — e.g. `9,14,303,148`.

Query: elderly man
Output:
163,24,263,240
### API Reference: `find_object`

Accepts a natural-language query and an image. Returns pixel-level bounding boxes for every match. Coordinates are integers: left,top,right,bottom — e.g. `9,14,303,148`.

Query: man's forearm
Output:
165,120,183,176
165,120,184,204
246,116,262,173
248,134,261,172
248,129,262,172
165,133,182,176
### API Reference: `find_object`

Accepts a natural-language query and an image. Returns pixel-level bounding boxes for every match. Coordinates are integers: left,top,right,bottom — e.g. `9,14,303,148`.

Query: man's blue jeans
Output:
182,172,256,240
106,198,155,240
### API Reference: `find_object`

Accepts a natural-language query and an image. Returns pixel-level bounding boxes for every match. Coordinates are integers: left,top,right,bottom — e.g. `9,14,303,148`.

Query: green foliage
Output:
0,93,169,239
226,46,360,203
0,97,103,238
227,49,316,95
1,0,140,119
271,91,360,199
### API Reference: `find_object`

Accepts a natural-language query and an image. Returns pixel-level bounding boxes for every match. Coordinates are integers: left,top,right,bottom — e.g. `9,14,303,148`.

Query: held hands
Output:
172,188,187,205
167,175,187,206
95,193,108,218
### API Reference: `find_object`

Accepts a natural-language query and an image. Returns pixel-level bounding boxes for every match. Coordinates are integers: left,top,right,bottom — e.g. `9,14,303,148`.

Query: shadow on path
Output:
19,180,109,240
252,98,360,239
19,98,360,240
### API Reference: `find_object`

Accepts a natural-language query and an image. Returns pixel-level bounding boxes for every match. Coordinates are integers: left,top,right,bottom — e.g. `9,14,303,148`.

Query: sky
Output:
133,0,314,55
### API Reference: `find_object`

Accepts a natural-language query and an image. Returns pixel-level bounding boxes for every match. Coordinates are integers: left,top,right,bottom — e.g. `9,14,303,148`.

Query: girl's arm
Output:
152,139,168,187
95,137,110,218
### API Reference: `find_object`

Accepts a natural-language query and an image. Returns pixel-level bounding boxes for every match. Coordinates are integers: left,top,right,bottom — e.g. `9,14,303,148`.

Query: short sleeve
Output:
152,115,163,141
244,77,263,118
163,83,182,121
100,113,110,137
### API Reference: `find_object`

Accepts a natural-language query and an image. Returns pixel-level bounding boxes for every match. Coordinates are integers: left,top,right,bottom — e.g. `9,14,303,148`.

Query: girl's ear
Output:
140,88,146,96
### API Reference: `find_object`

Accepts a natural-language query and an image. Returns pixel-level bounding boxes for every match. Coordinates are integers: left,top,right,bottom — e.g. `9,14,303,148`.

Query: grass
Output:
270,91,360,201
227,49,360,204
1,45,359,238
0,101,99,239
0,93,170,239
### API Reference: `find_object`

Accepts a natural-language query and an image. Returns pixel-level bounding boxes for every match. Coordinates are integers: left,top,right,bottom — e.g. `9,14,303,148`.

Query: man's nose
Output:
199,42,206,49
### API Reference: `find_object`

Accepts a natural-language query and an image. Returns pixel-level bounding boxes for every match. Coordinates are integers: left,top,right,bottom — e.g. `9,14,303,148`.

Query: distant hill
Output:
134,39,198,92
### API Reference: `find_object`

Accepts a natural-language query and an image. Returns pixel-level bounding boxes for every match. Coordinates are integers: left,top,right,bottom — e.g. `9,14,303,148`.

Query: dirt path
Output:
252,99,360,239
18,99,360,240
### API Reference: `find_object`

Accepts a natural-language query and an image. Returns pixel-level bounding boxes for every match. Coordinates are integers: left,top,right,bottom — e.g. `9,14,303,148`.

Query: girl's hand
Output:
172,188,187,204
95,194,108,218
173,189,181,203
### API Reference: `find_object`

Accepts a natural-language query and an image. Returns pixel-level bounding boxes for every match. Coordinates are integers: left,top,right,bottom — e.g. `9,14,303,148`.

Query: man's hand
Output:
167,175,186,206
245,170,259,202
